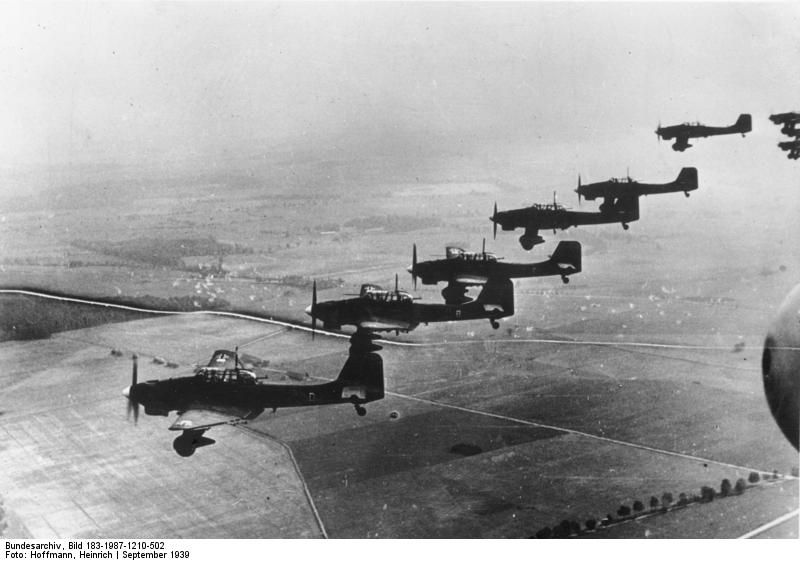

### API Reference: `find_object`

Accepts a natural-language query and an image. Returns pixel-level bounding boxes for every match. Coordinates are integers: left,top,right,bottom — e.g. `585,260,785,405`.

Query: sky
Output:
1,2,798,171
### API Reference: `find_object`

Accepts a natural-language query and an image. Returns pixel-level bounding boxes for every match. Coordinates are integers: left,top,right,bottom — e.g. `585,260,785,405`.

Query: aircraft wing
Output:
358,319,415,331
454,275,488,285
169,407,256,432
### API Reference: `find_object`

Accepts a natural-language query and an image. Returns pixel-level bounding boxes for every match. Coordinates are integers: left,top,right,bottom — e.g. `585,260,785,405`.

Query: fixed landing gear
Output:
350,328,382,353
442,284,470,306
490,319,500,330
173,430,215,457
519,235,535,251
350,395,368,417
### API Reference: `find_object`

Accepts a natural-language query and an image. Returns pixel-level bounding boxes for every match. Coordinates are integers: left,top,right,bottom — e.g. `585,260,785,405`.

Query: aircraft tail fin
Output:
734,113,752,133
335,349,384,402
675,167,699,191
549,241,581,275
476,277,514,317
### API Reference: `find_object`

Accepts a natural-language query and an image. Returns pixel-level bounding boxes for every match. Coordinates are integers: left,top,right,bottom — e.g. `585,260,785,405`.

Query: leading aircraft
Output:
769,111,800,136
575,167,698,207
123,336,384,457
307,276,514,331
408,239,581,307
491,194,639,250
655,113,752,151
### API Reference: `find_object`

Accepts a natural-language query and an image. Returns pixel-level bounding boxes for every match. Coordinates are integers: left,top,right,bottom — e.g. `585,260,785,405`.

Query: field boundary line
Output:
387,390,794,477
238,426,328,539
5,288,798,351
737,508,799,539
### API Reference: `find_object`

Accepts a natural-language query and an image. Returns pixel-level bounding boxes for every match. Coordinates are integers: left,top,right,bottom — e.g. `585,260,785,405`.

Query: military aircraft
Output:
778,139,800,160
307,275,514,331
769,111,800,133
408,239,581,308
655,113,752,151
123,336,384,457
575,167,698,206
762,284,800,450
491,194,639,250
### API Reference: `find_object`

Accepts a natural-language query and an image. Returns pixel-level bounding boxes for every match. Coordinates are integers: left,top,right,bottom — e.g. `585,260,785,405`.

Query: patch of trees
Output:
234,271,343,290
0,291,232,342
341,214,443,233
530,471,780,538
120,294,231,312
0,295,148,341
72,237,253,269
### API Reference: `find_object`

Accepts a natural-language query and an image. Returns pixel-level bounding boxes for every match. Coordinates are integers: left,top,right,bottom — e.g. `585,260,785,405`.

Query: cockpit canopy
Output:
359,284,414,303
446,247,497,262
195,350,257,384
205,350,239,369
530,202,565,212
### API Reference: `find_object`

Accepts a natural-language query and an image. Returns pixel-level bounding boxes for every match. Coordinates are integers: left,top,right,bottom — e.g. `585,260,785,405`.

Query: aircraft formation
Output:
123,108,797,455
769,112,800,160
491,167,697,250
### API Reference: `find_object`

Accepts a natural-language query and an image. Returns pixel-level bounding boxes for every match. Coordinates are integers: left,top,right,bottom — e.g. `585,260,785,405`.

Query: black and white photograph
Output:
0,1,798,543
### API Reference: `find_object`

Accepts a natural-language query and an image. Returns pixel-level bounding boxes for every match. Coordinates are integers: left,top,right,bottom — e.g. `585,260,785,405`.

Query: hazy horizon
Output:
1,2,798,269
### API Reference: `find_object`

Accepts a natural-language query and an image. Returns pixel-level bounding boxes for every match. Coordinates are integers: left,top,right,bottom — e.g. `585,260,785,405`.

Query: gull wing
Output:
358,319,415,331
168,406,259,432
454,275,488,285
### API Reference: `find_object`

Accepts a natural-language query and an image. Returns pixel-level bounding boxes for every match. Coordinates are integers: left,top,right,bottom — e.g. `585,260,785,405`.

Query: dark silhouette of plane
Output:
762,283,800,450
575,167,698,207
778,139,800,160
307,276,514,331
123,338,384,457
408,239,581,307
769,112,800,134
655,113,752,151
491,195,639,250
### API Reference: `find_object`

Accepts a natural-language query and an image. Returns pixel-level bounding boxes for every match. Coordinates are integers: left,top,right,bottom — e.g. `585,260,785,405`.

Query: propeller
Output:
576,174,582,205
411,243,418,290
492,202,498,239
125,353,140,424
656,120,662,143
311,280,317,340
